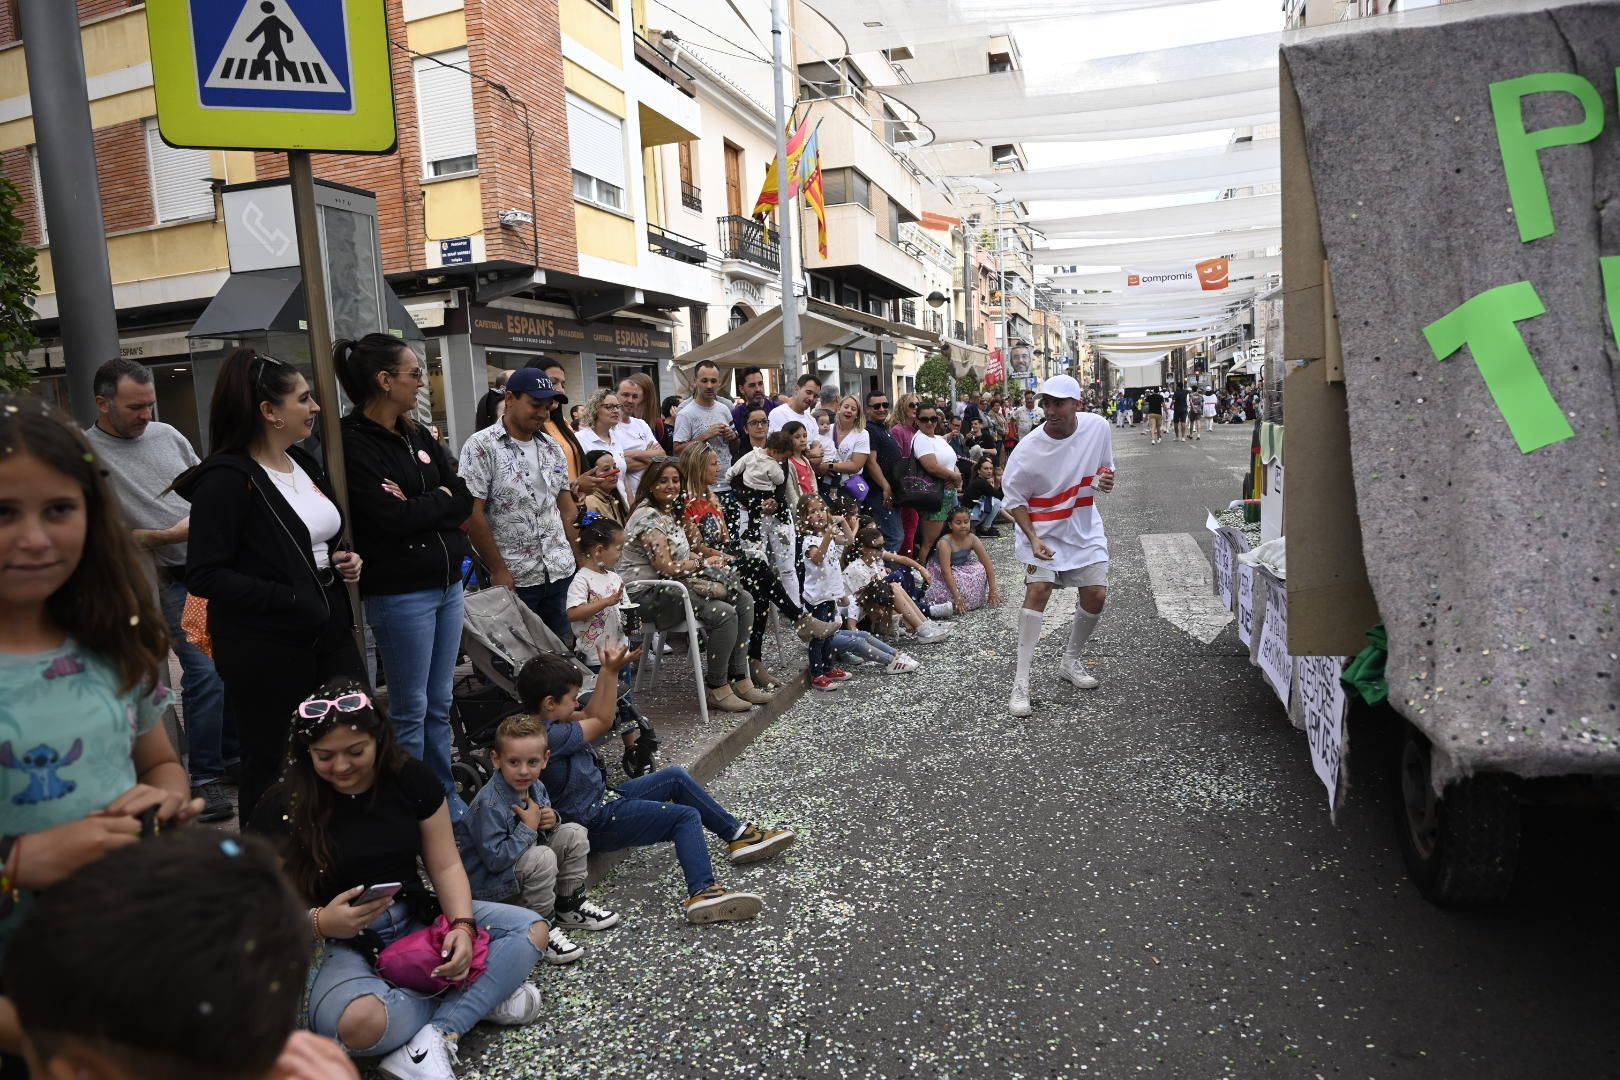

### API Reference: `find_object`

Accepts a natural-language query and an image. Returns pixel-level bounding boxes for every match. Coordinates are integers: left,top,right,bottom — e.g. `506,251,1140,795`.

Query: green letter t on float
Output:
1422,281,1575,454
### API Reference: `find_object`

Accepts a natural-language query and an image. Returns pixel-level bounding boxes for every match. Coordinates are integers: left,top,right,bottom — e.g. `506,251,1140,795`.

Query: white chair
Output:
627,578,710,725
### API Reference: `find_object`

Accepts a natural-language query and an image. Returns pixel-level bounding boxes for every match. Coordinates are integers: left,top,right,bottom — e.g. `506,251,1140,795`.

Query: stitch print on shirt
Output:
0,738,84,804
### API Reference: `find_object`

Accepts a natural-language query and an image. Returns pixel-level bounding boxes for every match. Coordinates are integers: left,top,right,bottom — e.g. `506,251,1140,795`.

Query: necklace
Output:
259,452,299,493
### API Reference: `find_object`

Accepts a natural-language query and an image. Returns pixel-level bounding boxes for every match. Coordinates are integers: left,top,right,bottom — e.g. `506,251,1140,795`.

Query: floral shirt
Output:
459,423,577,587
620,505,690,585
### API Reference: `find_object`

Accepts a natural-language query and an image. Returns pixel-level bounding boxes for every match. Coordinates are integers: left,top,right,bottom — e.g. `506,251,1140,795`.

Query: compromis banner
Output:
1124,257,1230,293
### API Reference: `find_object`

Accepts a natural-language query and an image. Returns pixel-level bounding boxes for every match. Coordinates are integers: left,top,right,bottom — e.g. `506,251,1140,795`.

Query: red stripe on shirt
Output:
1028,478,1093,508
1028,496,1094,522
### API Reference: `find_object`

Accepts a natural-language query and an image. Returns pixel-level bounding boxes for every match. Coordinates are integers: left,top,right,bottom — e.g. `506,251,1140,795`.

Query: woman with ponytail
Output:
335,334,474,818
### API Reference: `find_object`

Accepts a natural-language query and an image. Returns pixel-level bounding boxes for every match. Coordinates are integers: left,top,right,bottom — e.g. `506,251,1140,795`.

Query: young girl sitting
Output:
842,526,954,644
800,495,855,692
565,516,658,778
522,646,795,925
923,505,1001,615
0,398,199,965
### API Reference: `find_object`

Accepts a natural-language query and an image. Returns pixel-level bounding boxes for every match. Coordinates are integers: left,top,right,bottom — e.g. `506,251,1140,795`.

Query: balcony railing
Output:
680,181,701,212
634,34,696,98
717,215,780,273
647,223,707,265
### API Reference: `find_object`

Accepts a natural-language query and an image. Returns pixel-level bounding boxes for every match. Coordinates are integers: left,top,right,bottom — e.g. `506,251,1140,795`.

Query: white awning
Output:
1028,194,1280,240
673,298,938,373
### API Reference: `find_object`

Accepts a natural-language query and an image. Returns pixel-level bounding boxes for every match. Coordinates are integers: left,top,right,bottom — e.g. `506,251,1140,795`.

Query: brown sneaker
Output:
727,822,796,865
730,678,775,705
682,884,763,924
706,685,753,713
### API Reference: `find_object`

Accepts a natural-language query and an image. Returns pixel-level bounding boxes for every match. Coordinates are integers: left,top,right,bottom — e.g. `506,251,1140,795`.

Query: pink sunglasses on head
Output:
298,692,371,720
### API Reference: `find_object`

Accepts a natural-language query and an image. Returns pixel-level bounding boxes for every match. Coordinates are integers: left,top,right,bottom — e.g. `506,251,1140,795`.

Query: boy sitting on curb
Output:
456,714,623,966
516,645,796,924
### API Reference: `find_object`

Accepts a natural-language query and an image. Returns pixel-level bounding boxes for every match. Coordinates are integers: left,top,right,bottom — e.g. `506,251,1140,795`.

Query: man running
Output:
1000,375,1117,717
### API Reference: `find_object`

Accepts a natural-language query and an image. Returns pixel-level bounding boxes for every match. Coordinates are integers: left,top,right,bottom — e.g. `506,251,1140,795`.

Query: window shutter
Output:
566,94,626,190
145,121,215,223
414,49,477,172
29,148,45,242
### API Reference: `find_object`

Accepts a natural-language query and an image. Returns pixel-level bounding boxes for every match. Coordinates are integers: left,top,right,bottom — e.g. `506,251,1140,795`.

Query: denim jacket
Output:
454,772,549,902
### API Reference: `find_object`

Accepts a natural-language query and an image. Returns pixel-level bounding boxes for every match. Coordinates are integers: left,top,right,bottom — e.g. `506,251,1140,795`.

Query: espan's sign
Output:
147,0,396,153
469,306,674,360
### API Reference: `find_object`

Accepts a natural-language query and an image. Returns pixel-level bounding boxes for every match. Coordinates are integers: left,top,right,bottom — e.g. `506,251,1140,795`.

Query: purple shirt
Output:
732,397,779,444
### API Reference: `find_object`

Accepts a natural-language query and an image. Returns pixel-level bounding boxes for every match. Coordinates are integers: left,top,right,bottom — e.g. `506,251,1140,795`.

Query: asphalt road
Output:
459,420,1619,1080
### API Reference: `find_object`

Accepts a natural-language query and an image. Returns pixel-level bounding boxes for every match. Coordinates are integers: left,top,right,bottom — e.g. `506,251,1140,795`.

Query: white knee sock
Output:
1064,608,1101,662
1014,608,1044,687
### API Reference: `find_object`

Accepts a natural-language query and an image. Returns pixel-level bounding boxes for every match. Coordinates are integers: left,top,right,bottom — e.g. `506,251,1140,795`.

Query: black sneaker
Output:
193,782,234,823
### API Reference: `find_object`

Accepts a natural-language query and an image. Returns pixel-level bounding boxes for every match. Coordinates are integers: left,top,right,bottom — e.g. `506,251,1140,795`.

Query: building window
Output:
821,168,870,208
567,92,627,212
988,51,1012,74
144,120,215,223
886,198,902,244
729,304,749,331
28,147,45,243
990,144,1018,165
809,274,834,301
414,49,478,178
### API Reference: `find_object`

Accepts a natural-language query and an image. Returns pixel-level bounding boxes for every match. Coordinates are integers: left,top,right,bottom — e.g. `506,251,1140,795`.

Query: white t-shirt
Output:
576,427,629,503
673,397,735,492
1202,393,1218,418
801,533,846,607
1001,413,1115,572
261,459,342,569
768,403,817,436
615,416,659,497
910,431,957,477
829,425,870,464
567,566,625,663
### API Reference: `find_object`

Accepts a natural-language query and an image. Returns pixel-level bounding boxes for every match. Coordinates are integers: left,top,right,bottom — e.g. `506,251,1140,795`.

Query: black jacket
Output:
175,446,351,639
339,412,473,596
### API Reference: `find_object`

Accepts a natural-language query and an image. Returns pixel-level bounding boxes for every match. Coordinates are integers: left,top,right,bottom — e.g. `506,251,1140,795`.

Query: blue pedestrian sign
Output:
147,0,395,152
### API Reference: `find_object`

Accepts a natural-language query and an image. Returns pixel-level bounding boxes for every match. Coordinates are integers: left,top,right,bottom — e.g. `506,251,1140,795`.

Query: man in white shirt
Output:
1015,388,1042,442
767,373,822,435
1000,374,1118,717
615,376,663,496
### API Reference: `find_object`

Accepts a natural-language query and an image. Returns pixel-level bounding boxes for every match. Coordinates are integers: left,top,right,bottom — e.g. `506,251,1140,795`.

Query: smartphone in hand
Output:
349,882,403,906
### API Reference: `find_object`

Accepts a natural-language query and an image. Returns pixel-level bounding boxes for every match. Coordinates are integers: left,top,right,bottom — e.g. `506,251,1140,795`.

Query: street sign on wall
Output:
146,0,396,152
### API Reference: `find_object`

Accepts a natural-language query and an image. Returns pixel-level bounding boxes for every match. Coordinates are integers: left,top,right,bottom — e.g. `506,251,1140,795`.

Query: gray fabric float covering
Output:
1284,3,1620,783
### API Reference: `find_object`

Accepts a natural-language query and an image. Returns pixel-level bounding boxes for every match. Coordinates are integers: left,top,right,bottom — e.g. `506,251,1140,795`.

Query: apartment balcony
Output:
716,215,780,283
802,202,924,299
803,98,923,219
681,181,702,213
647,223,707,265
634,34,699,147
952,319,966,341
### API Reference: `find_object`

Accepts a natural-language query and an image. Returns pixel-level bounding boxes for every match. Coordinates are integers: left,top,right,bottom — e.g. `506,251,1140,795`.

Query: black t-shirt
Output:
1172,390,1189,416
249,757,445,903
1144,392,1165,415
866,420,901,487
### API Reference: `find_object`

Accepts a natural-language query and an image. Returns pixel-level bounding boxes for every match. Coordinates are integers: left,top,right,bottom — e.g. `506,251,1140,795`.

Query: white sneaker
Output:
1060,658,1100,689
544,925,585,965
379,1024,459,1080
485,981,543,1026
913,620,953,644
1009,681,1032,717
883,652,920,674
554,897,621,931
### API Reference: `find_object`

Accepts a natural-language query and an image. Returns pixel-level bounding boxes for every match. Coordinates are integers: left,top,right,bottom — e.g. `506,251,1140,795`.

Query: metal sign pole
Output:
769,0,800,385
288,152,364,659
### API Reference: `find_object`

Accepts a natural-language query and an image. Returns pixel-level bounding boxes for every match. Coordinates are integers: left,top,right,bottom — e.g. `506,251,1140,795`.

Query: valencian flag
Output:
751,119,813,220
801,126,828,257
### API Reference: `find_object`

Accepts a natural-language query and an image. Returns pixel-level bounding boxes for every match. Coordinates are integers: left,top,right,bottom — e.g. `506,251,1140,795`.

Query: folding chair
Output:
627,578,710,725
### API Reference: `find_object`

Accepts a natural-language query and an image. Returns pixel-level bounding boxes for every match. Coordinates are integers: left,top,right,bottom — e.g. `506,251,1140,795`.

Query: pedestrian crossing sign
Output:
147,0,395,153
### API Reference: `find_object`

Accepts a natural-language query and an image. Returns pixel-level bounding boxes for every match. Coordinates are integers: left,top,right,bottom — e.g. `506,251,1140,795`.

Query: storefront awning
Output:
188,267,422,341
674,297,940,373
948,342,988,380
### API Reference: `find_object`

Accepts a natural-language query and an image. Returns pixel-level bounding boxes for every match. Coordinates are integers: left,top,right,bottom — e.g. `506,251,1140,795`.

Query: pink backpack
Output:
375,916,491,994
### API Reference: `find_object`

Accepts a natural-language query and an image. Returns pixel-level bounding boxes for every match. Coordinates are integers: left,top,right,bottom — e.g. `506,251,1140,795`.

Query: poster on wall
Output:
1257,576,1294,705
1297,653,1348,818
1212,531,1234,611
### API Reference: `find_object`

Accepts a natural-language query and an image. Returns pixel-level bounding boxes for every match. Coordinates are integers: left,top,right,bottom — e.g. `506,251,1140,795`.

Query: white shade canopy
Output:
805,0,1210,54
970,141,1279,201
1038,228,1282,267
1047,256,1281,290
929,90,1276,145
1028,194,1280,240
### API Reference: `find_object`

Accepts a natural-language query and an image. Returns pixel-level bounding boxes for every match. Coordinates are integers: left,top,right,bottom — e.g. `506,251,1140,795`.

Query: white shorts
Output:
1024,561,1109,588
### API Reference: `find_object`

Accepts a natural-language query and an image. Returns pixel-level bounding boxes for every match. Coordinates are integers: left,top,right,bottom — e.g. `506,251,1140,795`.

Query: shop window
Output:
145,120,215,223
414,49,478,178
567,93,627,212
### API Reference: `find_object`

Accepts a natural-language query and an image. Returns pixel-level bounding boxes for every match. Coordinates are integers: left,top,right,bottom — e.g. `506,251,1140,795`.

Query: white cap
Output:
1037,374,1083,401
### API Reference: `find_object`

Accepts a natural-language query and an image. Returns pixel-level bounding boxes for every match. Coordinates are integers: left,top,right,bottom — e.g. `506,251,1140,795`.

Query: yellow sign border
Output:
146,0,396,153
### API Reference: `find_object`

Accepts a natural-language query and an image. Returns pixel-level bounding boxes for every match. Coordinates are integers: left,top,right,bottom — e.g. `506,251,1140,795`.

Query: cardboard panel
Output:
1279,54,1324,363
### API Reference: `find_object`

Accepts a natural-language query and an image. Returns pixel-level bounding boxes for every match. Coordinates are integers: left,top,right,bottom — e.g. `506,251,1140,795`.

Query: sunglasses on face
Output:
918,416,940,424
870,402,890,410
298,692,371,720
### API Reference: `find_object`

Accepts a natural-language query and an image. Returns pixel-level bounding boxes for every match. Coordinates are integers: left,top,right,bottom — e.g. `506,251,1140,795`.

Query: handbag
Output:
375,915,491,994
843,472,871,503
685,563,738,601
180,593,212,657
893,456,943,513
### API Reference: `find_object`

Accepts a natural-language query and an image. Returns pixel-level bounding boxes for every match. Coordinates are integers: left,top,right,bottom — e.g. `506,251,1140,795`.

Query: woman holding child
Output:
249,681,547,1080
620,459,768,714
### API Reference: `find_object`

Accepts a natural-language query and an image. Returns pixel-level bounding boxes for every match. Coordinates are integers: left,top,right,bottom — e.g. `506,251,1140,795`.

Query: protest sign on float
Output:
1297,654,1349,819
1257,576,1294,706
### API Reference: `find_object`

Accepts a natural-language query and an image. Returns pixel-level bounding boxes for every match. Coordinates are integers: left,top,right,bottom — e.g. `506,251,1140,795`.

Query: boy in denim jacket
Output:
456,714,621,965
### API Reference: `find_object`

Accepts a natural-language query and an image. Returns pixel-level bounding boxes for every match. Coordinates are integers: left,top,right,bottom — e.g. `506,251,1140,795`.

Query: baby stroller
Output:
452,586,658,804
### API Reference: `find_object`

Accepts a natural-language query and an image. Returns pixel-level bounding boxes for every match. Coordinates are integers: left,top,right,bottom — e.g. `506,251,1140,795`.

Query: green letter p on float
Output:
1489,72,1604,244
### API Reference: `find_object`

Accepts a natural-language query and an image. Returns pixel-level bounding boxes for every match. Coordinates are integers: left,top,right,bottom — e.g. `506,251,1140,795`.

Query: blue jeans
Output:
831,628,896,664
366,584,467,818
158,578,234,784
973,495,1003,529
806,600,838,677
583,766,743,896
516,575,575,648
867,497,904,552
307,899,542,1054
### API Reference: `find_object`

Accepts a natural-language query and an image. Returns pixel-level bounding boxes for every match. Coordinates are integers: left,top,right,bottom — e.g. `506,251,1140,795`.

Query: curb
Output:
583,670,808,887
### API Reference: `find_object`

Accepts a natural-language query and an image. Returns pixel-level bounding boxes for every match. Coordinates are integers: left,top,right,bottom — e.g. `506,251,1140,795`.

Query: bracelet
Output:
310,906,325,942
0,834,18,898
451,916,479,933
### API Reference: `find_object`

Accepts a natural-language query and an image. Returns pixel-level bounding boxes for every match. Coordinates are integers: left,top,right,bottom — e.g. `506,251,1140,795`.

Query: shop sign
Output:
468,306,673,359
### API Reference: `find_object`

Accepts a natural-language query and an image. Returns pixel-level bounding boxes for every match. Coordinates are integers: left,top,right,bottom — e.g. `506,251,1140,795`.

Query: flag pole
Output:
769,0,801,385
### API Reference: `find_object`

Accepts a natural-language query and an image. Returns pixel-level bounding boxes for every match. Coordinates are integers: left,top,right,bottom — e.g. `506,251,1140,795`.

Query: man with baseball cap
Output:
459,367,581,643
999,374,1117,717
